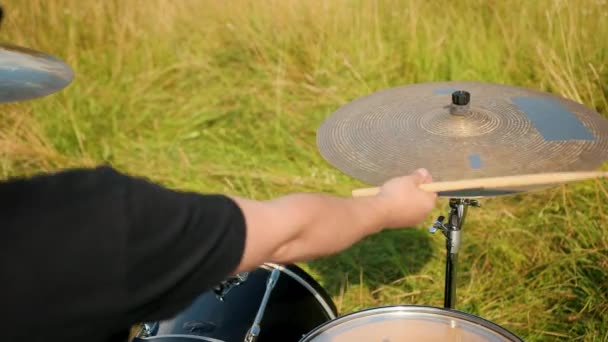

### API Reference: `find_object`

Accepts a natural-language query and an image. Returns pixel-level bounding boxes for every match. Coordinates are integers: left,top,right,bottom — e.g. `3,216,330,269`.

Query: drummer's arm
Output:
229,169,436,274
229,194,387,273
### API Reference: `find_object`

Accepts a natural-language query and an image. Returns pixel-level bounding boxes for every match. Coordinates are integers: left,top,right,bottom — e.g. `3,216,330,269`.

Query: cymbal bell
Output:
317,81,608,197
0,43,74,103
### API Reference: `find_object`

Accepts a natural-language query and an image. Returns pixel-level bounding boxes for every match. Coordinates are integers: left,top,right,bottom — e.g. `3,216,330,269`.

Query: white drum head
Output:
300,305,523,342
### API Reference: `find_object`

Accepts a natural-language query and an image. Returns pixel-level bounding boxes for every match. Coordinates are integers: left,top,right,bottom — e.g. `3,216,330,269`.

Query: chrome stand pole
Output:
430,198,479,309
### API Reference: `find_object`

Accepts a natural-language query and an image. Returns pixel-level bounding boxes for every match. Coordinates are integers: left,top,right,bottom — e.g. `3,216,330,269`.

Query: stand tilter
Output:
430,198,479,309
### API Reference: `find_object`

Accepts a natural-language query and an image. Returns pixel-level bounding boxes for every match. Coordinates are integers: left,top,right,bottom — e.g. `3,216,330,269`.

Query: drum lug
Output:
139,322,157,337
213,272,250,301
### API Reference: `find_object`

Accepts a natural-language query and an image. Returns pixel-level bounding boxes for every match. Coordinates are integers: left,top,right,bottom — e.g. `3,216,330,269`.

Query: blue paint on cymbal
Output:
469,154,482,169
512,96,595,141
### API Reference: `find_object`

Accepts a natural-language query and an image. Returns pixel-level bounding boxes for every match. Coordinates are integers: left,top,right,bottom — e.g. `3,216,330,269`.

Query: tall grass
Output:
1,0,607,340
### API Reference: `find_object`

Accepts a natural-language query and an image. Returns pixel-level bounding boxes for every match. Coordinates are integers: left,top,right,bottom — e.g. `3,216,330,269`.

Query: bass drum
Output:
133,263,337,342
299,305,523,342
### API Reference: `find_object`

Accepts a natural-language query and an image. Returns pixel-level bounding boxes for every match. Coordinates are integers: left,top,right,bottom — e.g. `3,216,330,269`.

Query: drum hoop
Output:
136,334,225,341
299,304,523,342
262,263,337,319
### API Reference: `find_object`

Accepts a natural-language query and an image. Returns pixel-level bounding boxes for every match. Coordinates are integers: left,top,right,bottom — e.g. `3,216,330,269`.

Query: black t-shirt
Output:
0,166,246,342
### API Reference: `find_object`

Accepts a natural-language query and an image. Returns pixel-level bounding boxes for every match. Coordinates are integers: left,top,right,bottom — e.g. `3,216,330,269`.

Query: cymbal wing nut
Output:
450,90,471,116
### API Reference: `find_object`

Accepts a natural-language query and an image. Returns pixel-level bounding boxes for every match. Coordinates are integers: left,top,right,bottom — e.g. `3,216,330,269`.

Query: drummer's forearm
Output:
229,193,387,273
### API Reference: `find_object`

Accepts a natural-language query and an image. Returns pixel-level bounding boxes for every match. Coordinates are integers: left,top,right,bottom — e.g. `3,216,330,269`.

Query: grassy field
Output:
1,0,608,340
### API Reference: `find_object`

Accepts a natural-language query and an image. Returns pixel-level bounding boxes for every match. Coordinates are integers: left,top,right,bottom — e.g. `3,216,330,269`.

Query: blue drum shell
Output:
135,263,337,342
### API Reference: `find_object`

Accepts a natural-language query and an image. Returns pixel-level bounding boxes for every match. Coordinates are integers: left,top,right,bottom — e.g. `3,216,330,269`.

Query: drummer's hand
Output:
376,168,437,228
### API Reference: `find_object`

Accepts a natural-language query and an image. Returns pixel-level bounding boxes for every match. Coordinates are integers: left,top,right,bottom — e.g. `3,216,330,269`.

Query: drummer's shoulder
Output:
0,164,118,188
0,164,124,181
0,165,142,204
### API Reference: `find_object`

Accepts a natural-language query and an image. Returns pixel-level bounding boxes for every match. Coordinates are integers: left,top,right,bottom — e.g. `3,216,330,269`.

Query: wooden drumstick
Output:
351,171,608,197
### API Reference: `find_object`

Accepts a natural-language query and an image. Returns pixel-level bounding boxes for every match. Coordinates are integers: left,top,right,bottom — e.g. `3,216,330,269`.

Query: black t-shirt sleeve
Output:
0,166,246,341
122,170,247,322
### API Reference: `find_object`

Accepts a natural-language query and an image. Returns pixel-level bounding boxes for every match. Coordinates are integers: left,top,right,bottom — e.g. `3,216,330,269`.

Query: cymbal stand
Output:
429,198,479,309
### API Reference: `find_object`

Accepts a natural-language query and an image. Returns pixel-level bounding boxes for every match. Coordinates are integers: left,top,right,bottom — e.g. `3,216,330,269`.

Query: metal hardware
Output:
262,263,337,320
138,334,226,342
138,322,157,338
429,215,446,234
244,268,281,342
430,198,479,309
450,90,471,116
213,272,250,300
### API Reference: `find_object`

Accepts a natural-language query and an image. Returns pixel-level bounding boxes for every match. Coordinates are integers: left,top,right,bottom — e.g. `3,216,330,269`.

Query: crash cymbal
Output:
0,43,74,103
317,81,608,197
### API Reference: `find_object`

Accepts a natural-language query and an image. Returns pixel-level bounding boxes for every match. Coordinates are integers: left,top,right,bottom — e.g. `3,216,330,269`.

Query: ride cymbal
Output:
317,81,608,197
0,43,73,103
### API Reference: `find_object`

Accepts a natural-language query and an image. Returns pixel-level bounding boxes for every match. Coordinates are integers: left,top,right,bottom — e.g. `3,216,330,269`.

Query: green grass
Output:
1,0,608,340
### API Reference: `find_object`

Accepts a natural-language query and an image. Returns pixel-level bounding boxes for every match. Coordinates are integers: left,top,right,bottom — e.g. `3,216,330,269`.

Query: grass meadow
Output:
1,0,607,340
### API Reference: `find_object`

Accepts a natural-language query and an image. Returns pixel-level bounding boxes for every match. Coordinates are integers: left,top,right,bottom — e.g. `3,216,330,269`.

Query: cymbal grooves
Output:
317,81,608,193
